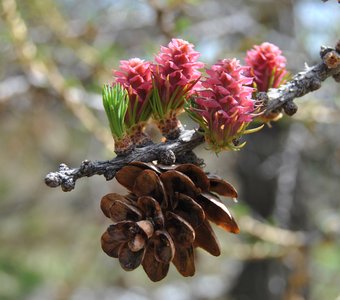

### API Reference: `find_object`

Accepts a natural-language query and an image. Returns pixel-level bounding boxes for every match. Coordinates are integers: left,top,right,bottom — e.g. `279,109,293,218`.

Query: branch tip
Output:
44,172,62,188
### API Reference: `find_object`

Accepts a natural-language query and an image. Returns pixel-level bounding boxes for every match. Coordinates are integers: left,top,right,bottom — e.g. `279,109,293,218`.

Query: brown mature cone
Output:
101,161,239,281
101,194,175,280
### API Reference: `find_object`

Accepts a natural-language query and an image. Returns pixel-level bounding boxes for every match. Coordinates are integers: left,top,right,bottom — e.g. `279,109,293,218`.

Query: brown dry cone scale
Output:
100,161,239,281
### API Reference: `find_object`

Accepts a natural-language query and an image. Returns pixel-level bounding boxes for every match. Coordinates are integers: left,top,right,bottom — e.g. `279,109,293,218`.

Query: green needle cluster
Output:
102,84,129,140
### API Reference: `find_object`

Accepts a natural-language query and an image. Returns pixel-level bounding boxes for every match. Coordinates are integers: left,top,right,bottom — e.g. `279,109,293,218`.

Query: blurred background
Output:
1,0,340,299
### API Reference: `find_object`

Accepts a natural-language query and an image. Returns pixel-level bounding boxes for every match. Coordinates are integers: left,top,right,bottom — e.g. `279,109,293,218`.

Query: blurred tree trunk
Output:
231,124,288,300
229,2,311,299
231,123,310,300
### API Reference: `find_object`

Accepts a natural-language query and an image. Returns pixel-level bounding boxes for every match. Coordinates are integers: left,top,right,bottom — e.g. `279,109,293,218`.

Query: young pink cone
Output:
113,58,153,145
245,42,289,124
245,42,288,92
188,58,259,151
151,38,204,139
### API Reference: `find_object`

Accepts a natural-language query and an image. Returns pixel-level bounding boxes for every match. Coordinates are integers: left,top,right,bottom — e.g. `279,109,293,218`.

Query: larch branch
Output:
45,42,340,192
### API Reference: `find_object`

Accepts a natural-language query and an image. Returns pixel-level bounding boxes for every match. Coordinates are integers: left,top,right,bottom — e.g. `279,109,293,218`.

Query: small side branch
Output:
45,130,204,191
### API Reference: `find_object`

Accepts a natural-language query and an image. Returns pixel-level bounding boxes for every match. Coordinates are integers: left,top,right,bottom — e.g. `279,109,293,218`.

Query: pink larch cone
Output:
151,38,204,139
188,58,257,151
245,42,288,92
113,58,153,145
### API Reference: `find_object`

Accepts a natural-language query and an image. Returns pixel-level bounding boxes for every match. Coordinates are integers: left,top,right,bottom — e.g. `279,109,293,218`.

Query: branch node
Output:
61,179,75,192
59,163,69,171
323,51,340,69
44,172,62,187
320,45,334,58
158,149,176,165
283,101,298,116
80,159,95,175
176,151,205,167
